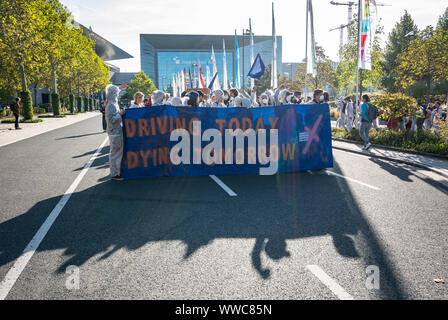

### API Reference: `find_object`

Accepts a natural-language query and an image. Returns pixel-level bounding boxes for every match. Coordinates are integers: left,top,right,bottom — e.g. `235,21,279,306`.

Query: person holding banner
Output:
105,84,127,181
130,92,144,109
151,90,165,106
211,89,226,107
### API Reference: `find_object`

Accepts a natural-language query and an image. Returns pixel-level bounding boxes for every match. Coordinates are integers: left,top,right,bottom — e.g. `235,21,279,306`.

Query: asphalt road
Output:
0,114,447,300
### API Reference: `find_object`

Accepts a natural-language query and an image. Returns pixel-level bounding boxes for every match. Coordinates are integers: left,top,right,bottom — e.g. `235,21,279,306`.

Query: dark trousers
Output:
102,113,107,131
416,118,425,130
14,113,19,129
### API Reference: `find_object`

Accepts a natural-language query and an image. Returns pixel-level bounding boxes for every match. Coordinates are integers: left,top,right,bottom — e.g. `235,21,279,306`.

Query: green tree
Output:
438,7,448,31
336,16,385,98
395,27,448,94
254,64,274,95
126,71,157,99
294,45,337,92
382,11,419,92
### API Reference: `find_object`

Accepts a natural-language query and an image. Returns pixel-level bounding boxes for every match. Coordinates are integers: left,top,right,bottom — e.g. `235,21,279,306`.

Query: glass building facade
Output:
140,34,282,91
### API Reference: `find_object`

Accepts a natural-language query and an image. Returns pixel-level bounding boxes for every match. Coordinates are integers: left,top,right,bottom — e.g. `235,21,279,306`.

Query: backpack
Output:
367,103,379,121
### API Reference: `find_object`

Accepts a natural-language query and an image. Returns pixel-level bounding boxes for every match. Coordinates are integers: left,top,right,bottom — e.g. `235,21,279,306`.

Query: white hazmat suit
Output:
105,85,124,178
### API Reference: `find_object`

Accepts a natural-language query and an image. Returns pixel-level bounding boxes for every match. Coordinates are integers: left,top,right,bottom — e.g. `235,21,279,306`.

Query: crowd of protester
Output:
112,85,331,110
102,84,332,180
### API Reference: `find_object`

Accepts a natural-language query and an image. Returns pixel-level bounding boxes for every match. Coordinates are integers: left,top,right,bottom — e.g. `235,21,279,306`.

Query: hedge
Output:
332,127,448,156
51,93,61,116
76,96,82,112
20,91,33,120
69,94,75,114
83,97,88,112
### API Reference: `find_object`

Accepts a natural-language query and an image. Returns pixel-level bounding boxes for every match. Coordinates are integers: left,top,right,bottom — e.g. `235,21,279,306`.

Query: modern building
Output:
140,34,283,90
282,62,303,79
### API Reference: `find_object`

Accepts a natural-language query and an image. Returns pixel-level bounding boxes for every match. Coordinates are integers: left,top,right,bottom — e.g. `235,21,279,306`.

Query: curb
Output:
333,138,448,160
332,139,448,179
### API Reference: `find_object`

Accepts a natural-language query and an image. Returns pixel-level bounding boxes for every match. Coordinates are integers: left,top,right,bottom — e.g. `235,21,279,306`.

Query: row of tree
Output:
0,0,110,119
273,8,448,102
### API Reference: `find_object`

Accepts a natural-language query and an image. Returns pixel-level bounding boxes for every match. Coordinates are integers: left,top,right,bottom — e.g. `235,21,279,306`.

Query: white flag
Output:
211,46,221,90
223,40,228,90
359,0,373,71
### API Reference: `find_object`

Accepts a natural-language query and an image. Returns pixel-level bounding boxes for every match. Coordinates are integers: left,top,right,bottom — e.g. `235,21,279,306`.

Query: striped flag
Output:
198,59,206,88
359,0,373,70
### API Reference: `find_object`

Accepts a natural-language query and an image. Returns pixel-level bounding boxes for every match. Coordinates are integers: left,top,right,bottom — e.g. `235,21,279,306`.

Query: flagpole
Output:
271,2,277,89
355,0,362,109
304,0,309,98
250,18,255,100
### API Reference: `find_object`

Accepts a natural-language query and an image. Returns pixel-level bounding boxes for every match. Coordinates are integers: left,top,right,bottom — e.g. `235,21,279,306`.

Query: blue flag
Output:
247,53,266,80
208,72,218,90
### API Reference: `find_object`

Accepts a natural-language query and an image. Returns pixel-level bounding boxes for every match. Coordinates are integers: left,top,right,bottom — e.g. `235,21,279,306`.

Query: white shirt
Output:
129,103,143,109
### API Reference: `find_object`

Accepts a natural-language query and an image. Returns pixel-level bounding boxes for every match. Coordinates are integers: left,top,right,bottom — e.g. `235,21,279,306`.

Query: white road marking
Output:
306,265,354,300
209,175,237,197
0,137,109,300
325,170,381,191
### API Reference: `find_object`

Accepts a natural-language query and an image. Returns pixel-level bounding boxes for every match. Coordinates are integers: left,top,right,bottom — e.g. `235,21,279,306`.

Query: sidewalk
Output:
332,139,448,178
0,112,101,147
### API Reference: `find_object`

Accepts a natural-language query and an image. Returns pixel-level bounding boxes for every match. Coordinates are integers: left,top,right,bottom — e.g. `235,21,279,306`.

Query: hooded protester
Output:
151,90,165,106
241,97,252,108
233,96,243,107
273,85,286,106
345,97,354,132
181,97,190,106
105,84,126,181
259,93,270,106
279,89,292,105
200,94,211,107
211,89,226,107
170,97,183,106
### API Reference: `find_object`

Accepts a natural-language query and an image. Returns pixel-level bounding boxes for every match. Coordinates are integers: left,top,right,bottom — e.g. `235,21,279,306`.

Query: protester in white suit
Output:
105,84,126,181
345,97,354,132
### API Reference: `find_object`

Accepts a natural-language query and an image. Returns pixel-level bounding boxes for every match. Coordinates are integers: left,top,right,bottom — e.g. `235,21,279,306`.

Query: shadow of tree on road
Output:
0,158,408,299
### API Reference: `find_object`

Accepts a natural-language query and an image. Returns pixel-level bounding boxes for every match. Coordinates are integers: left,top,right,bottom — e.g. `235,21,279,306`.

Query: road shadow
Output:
369,157,448,195
0,158,408,299
56,132,105,140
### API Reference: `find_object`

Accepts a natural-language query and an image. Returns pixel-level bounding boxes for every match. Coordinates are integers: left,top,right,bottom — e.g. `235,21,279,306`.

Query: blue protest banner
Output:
121,104,333,179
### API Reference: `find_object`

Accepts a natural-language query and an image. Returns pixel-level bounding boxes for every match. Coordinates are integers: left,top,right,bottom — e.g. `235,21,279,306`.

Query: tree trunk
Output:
20,62,27,92
52,65,58,94
33,84,38,107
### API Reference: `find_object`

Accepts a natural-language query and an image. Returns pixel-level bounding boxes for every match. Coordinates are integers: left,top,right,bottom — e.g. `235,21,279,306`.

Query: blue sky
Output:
60,0,448,72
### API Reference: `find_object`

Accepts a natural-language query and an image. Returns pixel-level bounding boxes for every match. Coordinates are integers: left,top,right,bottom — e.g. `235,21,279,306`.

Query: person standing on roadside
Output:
106,83,127,181
11,97,21,130
360,95,373,150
